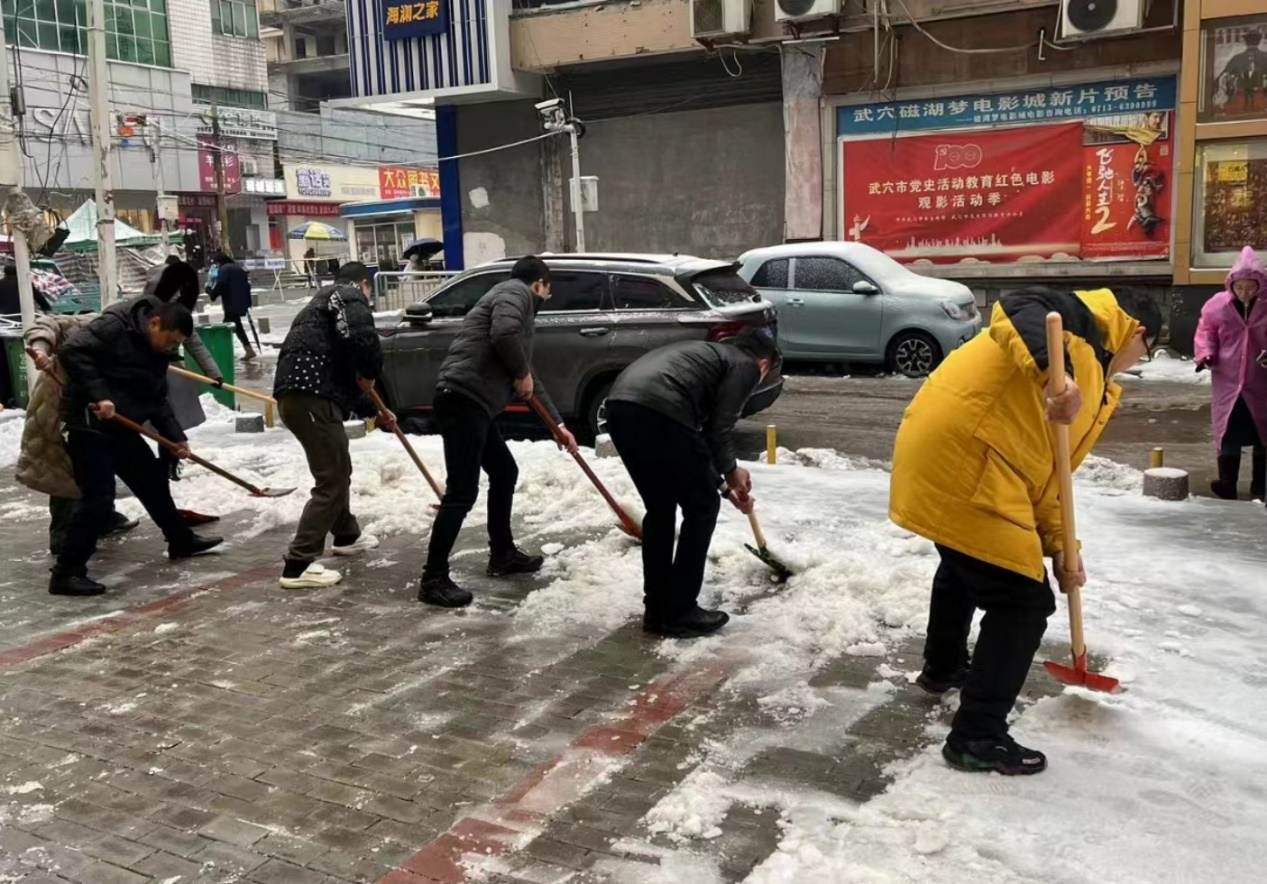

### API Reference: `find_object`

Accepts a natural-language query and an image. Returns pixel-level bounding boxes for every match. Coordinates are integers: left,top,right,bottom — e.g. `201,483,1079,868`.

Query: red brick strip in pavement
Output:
381,662,732,883
0,565,276,670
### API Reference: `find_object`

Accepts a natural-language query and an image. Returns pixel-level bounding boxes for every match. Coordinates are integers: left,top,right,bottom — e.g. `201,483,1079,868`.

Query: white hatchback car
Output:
738,242,983,377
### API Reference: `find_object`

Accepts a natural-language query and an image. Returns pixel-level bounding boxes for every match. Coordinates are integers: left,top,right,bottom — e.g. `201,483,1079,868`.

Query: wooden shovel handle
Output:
169,365,276,405
363,386,445,501
1046,312,1085,657
108,412,266,497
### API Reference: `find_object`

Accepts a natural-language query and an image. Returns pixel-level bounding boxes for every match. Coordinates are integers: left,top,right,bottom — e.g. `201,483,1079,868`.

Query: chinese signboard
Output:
842,124,1084,263
267,202,344,218
296,168,333,198
837,77,1177,137
196,108,278,142
381,0,449,42
379,166,441,199
283,164,380,202
197,136,241,195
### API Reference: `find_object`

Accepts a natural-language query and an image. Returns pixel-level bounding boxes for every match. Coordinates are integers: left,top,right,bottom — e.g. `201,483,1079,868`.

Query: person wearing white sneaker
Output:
331,534,380,556
279,562,343,590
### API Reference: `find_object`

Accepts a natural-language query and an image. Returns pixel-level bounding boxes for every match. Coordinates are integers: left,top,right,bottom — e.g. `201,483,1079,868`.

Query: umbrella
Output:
402,238,443,261
288,222,347,241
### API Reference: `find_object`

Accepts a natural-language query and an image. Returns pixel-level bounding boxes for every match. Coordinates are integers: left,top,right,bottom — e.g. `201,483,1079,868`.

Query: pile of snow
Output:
1075,454,1144,493
1117,350,1210,384
644,770,733,842
0,409,24,470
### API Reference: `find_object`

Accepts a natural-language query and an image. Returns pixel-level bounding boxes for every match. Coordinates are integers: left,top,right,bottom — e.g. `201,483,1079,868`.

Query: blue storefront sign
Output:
837,76,1177,137
381,0,450,41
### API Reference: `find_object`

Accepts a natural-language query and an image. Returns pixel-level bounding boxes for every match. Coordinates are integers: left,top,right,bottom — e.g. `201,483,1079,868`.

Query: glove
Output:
211,377,225,388
1195,359,1210,373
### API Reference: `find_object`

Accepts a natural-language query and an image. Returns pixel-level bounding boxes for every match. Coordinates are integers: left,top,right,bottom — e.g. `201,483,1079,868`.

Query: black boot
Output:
915,666,969,695
943,734,1047,776
487,546,544,577
643,606,730,638
168,533,224,559
49,571,107,597
1211,453,1242,500
419,574,474,608
1251,448,1265,501
104,511,141,535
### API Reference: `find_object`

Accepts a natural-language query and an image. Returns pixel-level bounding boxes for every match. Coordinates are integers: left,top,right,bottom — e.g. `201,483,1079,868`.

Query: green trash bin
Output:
186,323,236,409
2,330,31,410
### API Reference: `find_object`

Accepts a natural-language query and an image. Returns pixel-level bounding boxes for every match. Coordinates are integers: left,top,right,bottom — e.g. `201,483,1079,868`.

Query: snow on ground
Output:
1117,350,1210,385
0,409,23,469
2,396,1264,882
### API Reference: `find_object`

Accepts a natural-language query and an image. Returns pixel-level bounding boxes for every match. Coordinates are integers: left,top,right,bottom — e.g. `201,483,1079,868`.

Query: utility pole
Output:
87,0,118,305
211,103,231,255
0,17,40,394
147,119,172,255
567,122,585,253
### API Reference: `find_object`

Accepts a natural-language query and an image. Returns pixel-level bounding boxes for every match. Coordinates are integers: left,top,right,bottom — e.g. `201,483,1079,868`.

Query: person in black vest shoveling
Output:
604,328,781,638
52,299,223,597
420,255,578,608
273,262,396,590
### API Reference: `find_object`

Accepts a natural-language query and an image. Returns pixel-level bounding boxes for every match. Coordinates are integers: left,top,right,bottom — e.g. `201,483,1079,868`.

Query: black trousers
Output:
279,393,360,564
56,428,193,575
224,311,253,350
423,388,518,579
923,545,1056,741
604,401,722,622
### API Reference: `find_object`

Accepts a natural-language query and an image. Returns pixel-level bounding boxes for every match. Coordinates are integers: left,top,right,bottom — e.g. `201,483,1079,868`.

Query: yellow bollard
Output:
263,400,275,429
766,425,777,465
1150,447,1164,469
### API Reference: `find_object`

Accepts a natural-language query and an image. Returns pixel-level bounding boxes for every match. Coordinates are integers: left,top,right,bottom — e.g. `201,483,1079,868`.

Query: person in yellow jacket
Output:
890,286,1160,775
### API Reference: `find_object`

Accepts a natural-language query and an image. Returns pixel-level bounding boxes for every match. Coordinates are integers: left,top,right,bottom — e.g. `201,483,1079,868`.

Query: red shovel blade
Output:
250,486,297,498
1043,654,1122,694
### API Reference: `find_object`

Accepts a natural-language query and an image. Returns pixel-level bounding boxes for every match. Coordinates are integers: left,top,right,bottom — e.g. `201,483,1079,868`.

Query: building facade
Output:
260,0,351,111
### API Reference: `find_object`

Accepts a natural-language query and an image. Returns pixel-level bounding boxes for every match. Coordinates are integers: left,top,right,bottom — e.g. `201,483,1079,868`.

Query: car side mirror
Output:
404,302,433,325
853,280,880,295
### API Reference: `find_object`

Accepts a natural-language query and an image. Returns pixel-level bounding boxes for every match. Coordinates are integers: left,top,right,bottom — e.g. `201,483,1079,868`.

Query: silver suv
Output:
377,254,784,441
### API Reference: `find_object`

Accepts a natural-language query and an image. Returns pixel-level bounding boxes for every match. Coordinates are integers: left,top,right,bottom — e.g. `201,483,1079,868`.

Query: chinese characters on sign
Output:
837,78,1176,136
379,166,441,200
197,136,241,195
296,168,333,198
382,0,449,41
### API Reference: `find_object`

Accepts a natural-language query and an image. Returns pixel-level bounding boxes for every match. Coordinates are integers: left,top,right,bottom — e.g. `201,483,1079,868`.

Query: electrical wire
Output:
892,0,1039,55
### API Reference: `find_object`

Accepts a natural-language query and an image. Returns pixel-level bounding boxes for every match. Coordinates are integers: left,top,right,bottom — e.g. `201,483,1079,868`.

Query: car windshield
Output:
692,270,760,306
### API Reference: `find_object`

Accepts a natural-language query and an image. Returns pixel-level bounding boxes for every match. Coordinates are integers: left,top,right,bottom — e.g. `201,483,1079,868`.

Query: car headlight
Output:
941,300,969,320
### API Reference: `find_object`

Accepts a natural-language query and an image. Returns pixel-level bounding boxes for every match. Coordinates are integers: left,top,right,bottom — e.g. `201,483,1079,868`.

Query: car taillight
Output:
706,321,747,342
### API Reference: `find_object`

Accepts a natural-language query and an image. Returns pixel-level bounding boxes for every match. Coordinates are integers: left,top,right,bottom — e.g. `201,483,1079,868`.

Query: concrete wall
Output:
576,102,785,260
277,106,437,166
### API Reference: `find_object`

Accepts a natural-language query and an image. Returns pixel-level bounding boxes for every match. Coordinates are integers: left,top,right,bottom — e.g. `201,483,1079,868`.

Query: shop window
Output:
1199,15,1267,123
192,85,268,110
211,0,258,39
1192,139,1267,267
4,0,172,66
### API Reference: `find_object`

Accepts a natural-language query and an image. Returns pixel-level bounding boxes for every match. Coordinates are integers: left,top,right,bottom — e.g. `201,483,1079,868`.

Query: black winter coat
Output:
435,279,560,422
210,263,252,315
59,296,185,441
273,283,383,415
0,273,52,316
607,341,761,477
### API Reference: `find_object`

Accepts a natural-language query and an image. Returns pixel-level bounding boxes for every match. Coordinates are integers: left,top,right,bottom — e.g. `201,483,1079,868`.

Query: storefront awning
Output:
339,197,440,218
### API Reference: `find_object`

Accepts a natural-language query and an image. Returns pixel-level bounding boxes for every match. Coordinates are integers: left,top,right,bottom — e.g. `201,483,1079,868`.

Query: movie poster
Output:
1202,17,1267,122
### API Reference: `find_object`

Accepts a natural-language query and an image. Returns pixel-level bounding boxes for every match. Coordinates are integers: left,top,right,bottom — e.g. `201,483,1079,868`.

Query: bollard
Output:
234,413,265,434
594,433,618,458
344,420,367,440
256,317,271,336
1143,467,1189,501
263,400,275,429
766,425,777,465
1150,447,1164,469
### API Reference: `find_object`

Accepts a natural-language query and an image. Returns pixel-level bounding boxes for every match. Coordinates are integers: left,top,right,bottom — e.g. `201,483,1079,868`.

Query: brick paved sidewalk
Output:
0,473,1061,884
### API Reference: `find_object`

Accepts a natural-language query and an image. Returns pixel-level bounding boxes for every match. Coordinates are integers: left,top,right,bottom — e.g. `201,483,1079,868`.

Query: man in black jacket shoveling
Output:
273,262,396,590
53,298,223,597
604,328,781,638
420,255,578,608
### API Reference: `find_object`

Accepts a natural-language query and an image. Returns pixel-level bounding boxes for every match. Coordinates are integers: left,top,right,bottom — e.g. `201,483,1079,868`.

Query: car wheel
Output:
888,332,941,378
583,380,613,445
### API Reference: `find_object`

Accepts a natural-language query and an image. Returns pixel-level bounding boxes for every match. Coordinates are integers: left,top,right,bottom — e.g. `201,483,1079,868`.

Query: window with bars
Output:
2,0,172,67
191,84,268,110
210,0,258,38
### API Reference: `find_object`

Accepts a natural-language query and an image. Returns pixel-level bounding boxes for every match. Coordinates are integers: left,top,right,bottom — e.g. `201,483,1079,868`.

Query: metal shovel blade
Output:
744,543,794,582
1043,655,1122,694
251,486,297,499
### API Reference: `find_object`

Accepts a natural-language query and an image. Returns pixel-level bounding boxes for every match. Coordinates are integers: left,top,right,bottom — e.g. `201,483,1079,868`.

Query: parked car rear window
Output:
612,275,691,310
750,259,789,289
427,271,508,317
794,257,867,292
691,270,761,306
540,271,609,312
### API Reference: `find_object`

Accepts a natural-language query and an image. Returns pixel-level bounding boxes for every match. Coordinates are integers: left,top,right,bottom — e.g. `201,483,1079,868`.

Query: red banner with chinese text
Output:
379,166,440,200
1080,140,1170,260
842,124,1083,263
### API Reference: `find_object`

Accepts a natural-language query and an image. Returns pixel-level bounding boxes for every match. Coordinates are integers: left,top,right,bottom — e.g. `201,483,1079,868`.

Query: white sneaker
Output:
279,563,342,589
331,534,380,556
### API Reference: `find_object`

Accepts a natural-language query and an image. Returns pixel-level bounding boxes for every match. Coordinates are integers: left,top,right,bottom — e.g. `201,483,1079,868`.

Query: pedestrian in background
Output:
604,328,781,638
304,247,318,290
419,255,577,609
1195,245,1267,502
142,255,181,299
208,253,256,361
272,262,396,590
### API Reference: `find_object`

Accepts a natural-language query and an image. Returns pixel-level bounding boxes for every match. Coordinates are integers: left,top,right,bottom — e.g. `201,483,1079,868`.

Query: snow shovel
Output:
527,394,643,540
1041,313,1121,694
723,489,793,580
109,414,296,499
364,386,444,508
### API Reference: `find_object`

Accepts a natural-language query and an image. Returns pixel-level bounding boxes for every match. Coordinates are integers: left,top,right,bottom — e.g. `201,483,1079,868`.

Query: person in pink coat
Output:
1194,246,1267,502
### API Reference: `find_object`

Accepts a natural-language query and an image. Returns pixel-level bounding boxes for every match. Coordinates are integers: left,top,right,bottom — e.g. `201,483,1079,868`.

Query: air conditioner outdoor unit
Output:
1059,0,1143,40
775,0,840,23
239,157,259,176
691,0,750,40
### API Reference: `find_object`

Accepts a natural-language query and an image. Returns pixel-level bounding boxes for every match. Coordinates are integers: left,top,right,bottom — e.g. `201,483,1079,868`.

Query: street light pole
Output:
567,122,585,253
87,0,118,305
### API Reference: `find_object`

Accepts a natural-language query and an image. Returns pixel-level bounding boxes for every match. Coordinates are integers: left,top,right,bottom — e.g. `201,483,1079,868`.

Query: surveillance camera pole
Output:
542,106,584,253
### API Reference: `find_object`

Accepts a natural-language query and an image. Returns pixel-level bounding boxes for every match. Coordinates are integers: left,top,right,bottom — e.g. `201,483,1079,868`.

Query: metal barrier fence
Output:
373,271,456,313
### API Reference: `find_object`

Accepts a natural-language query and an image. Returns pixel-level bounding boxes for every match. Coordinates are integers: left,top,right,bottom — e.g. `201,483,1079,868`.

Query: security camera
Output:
535,98,563,114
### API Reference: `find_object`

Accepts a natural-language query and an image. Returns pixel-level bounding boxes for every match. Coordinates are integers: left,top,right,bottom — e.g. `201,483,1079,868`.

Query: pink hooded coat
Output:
1193,246,1267,449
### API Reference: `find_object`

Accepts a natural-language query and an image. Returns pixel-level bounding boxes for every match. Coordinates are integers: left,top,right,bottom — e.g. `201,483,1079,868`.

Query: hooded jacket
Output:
435,279,561,422
1193,246,1267,450
889,288,1141,581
